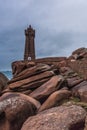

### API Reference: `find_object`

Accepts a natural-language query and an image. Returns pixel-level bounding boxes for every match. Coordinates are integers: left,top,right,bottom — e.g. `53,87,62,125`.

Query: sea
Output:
1,70,12,80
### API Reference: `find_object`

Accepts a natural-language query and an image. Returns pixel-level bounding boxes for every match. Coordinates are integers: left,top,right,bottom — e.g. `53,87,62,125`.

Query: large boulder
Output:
72,81,87,103
0,92,40,130
29,75,64,103
66,76,83,89
38,89,71,112
21,105,86,130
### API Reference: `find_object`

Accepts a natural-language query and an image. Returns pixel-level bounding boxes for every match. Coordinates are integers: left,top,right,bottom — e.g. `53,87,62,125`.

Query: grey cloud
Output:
0,0,87,70
36,31,87,58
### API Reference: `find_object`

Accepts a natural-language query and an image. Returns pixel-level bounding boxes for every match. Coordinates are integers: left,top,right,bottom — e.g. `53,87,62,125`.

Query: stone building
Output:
24,25,35,60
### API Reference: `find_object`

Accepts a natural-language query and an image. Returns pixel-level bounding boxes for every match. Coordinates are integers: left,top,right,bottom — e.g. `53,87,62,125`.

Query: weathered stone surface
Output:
58,66,84,89
59,67,71,73
0,72,9,94
72,81,87,102
68,47,87,80
12,57,67,77
72,85,87,103
1,88,32,95
18,93,41,109
84,116,87,130
0,92,41,110
1,88,13,95
66,76,83,88
17,89,32,95
38,89,71,112
57,60,67,68
59,66,78,78
8,77,50,93
12,61,27,76
68,47,87,61
8,71,54,90
72,47,87,56
8,64,52,84
0,92,37,130
29,75,64,102
17,77,50,90
68,59,87,80
12,61,36,77
72,81,87,92
21,105,86,130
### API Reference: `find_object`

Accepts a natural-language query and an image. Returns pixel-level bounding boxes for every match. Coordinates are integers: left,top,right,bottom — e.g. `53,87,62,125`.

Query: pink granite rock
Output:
30,75,64,102
0,92,39,130
8,71,54,90
38,89,71,112
72,81,87,102
21,105,86,130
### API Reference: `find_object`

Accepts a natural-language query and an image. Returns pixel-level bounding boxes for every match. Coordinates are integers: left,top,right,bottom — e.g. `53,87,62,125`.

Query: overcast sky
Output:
0,0,87,70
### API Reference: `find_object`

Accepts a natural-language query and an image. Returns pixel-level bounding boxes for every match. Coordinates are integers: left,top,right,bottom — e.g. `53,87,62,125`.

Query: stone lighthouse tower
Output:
24,25,35,60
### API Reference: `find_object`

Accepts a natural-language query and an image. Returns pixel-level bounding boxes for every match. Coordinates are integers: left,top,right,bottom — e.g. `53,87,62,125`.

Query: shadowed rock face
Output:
38,89,71,112
21,105,86,130
0,93,39,130
84,116,87,130
0,72,9,94
72,82,87,103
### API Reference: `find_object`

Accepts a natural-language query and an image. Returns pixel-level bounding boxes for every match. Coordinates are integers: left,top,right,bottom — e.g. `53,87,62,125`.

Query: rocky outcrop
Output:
3,55,87,110
8,71,54,89
9,64,52,83
12,57,67,77
21,105,86,130
1,47,87,130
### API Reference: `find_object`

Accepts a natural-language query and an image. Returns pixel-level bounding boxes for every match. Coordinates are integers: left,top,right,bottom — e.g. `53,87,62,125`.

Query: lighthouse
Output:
24,25,35,61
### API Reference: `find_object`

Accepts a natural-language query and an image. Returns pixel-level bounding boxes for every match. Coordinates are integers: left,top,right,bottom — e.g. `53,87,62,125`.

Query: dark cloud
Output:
0,0,87,70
